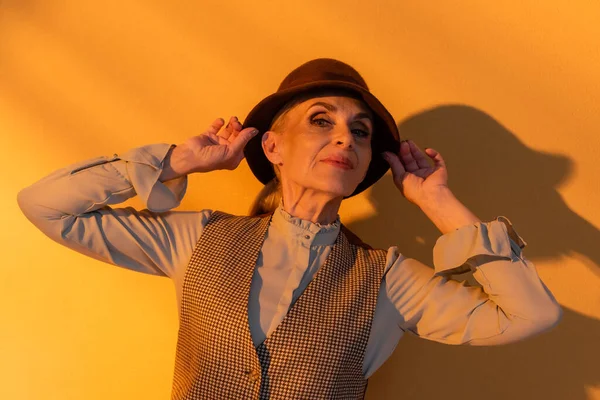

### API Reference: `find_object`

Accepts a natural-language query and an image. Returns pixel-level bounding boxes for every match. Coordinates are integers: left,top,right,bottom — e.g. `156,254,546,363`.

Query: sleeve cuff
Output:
120,143,188,212
432,216,528,277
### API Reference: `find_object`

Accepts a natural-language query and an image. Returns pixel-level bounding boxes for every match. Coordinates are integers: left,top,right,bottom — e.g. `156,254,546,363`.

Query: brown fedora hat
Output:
242,58,401,198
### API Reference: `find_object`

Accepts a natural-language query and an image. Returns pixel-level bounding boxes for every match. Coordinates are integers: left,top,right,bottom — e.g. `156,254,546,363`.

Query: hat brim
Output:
242,80,401,199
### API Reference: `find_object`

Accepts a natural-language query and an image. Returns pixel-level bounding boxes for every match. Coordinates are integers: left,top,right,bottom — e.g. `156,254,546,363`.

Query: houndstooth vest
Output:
170,210,387,399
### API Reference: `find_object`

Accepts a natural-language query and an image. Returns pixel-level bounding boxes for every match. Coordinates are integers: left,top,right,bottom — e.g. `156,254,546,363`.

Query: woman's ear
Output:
261,130,283,166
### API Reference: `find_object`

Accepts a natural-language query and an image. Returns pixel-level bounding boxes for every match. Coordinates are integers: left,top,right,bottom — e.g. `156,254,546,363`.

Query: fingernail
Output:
251,129,259,135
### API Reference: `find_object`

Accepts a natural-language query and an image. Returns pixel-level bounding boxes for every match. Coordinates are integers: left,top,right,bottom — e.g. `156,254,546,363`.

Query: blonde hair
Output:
247,88,364,217
246,102,292,217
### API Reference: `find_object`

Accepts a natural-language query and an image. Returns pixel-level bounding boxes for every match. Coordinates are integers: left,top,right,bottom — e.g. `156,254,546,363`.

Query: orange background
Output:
2,1,599,399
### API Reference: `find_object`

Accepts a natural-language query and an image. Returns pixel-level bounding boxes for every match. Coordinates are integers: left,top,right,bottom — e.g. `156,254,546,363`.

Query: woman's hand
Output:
382,140,449,207
181,116,259,174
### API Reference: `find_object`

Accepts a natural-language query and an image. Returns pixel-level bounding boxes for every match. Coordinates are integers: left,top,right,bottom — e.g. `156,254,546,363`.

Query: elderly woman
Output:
18,58,562,400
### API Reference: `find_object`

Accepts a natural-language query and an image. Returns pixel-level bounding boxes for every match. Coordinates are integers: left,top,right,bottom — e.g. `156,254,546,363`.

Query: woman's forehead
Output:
297,95,372,116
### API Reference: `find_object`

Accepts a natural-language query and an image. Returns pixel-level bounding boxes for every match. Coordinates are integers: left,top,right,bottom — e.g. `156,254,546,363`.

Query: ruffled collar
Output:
270,198,341,246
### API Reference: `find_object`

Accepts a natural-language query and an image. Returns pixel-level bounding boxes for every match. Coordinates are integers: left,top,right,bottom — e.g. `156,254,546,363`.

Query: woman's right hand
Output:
181,116,259,174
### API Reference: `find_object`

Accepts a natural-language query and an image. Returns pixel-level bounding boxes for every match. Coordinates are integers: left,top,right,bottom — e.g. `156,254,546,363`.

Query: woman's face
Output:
263,95,374,198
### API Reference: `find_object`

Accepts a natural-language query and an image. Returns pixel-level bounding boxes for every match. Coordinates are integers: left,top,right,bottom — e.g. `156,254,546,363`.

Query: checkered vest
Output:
170,210,387,399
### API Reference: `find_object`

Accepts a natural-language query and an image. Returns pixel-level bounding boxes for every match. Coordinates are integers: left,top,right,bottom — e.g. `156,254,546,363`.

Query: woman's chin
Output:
317,182,358,198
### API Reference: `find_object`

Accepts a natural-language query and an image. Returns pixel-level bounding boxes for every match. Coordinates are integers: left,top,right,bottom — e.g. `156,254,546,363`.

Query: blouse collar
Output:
270,198,341,247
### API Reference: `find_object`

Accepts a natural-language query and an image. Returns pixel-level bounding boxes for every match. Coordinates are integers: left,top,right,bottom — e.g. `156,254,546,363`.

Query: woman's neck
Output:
280,196,341,225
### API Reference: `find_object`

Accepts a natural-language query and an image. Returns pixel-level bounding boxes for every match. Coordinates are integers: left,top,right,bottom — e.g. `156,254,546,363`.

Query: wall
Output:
2,1,598,399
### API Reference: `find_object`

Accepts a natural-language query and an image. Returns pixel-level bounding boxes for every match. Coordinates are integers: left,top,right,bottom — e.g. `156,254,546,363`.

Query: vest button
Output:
246,369,260,382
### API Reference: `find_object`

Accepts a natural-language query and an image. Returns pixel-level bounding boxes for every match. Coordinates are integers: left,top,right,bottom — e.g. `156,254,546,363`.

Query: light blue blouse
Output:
17,142,562,379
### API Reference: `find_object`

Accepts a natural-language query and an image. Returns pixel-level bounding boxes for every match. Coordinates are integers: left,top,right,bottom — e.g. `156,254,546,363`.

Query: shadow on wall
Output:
347,104,599,400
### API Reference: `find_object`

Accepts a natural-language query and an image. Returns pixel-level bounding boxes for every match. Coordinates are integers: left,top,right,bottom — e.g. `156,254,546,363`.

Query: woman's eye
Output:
353,129,369,137
312,118,330,127
311,117,369,137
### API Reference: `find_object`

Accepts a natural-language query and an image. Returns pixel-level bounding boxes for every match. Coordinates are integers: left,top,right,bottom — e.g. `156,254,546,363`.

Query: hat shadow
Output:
344,104,599,400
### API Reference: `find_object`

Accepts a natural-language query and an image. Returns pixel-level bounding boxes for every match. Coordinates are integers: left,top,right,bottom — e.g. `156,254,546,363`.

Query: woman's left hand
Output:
382,140,449,207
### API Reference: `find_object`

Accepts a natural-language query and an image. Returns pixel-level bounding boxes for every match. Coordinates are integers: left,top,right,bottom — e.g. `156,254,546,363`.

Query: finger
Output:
229,116,243,141
407,140,431,170
424,147,446,169
206,118,225,135
399,140,419,172
219,116,237,140
228,127,260,156
382,151,406,179
204,131,220,144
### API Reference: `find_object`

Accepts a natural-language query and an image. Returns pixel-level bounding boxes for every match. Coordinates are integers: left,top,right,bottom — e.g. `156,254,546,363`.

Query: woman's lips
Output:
321,160,353,170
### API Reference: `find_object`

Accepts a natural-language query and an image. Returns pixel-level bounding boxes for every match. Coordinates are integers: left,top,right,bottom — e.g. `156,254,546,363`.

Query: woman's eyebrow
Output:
354,112,373,123
307,101,373,123
307,101,337,112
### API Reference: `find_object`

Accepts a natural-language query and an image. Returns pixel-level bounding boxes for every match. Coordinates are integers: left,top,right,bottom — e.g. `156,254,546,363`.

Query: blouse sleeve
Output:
384,217,562,346
16,143,211,280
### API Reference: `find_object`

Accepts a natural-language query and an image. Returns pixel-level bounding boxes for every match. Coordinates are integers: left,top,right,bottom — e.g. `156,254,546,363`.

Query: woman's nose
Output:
333,125,356,147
